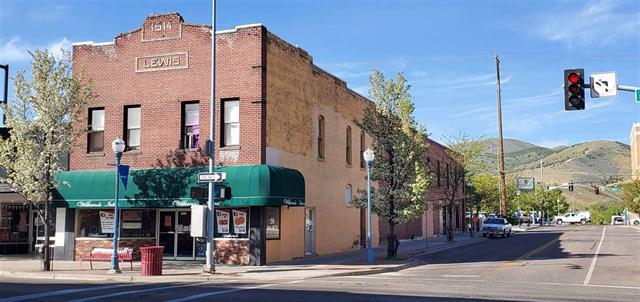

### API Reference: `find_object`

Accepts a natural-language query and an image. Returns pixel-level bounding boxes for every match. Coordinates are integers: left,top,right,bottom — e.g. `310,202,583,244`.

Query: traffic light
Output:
564,69,585,110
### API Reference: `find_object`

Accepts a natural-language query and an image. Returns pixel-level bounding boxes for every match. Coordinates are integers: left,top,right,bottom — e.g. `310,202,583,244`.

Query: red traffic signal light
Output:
564,69,585,110
568,73,580,84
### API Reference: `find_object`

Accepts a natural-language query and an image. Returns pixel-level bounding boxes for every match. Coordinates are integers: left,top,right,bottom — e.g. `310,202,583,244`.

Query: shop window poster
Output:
216,209,230,234
99,211,114,233
232,209,247,234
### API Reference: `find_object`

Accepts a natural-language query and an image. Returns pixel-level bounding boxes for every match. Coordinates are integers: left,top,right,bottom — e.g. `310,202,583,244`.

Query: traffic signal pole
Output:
495,54,508,217
204,0,217,274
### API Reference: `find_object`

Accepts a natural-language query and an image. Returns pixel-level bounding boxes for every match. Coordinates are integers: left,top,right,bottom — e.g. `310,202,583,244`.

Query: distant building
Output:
378,138,465,243
631,123,640,180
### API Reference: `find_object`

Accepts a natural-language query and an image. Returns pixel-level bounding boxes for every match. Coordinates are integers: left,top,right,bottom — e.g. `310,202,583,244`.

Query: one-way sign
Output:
198,172,226,183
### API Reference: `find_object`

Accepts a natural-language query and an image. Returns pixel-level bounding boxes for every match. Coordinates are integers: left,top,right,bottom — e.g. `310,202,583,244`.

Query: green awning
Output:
52,165,305,208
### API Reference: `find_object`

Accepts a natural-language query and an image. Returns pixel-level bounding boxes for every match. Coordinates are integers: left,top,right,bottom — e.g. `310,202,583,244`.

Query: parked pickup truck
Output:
482,218,512,238
554,212,590,225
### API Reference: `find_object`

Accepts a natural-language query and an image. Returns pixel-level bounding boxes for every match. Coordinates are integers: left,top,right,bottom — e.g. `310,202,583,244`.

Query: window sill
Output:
317,157,326,162
86,152,105,157
181,148,201,153
346,164,353,168
123,150,141,155
220,146,240,151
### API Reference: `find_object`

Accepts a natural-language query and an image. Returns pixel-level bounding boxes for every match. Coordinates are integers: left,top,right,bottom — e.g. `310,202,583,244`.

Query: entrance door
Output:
304,208,315,256
158,211,176,257
360,208,366,248
176,211,193,258
158,210,196,259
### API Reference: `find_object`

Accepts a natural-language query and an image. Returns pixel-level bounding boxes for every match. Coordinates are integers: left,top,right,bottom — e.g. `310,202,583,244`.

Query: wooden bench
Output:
80,247,134,270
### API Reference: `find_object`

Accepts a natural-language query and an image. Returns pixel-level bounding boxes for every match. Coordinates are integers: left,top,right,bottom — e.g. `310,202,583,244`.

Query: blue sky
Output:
1,0,639,147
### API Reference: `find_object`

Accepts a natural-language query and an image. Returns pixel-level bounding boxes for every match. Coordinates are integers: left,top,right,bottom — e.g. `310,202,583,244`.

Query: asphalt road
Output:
1,225,639,302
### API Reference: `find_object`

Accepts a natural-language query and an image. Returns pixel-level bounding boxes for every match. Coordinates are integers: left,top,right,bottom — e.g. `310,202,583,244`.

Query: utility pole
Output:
495,54,508,217
204,0,217,274
540,160,544,188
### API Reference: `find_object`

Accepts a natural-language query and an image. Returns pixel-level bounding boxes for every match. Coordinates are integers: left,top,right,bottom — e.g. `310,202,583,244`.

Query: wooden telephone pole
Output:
495,54,508,217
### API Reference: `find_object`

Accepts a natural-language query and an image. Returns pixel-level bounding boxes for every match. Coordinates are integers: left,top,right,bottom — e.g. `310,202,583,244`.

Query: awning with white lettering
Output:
52,165,305,208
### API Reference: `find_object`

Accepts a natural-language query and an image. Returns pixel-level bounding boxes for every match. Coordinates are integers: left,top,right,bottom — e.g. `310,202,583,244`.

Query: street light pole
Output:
363,148,375,265
109,138,125,274
0,64,8,126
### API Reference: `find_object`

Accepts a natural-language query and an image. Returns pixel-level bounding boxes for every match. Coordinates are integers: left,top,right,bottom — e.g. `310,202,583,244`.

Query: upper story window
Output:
317,115,325,160
222,99,239,147
182,101,200,149
345,184,352,206
346,126,352,166
87,108,105,153
437,160,441,187
360,131,365,169
124,105,141,151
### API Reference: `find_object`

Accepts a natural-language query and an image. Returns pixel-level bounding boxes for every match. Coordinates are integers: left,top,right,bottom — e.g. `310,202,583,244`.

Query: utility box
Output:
190,205,207,238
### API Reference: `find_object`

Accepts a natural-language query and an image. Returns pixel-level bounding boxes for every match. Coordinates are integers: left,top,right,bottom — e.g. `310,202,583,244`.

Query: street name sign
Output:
198,172,226,183
636,89,640,103
590,72,617,98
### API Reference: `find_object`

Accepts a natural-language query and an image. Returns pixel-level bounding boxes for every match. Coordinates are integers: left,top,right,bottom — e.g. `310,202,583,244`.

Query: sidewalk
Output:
0,232,484,283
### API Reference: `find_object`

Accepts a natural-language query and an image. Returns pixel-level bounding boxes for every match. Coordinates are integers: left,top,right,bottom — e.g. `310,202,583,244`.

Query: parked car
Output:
554,212,590,225
611,215,624,225
482,218,512,238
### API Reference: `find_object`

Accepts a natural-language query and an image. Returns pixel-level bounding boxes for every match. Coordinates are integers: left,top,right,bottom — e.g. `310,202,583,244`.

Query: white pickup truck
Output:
554,212,590,225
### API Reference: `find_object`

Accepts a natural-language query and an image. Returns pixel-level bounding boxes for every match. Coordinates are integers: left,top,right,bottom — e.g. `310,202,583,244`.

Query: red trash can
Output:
140,246,164,276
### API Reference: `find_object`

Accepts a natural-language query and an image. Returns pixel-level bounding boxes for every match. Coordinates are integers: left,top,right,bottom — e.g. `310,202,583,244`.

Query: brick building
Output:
378,138,466,243
51,13,379,264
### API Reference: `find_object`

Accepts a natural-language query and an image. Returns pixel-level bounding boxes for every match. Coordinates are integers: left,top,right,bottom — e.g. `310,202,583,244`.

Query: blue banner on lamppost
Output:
118,164,129,190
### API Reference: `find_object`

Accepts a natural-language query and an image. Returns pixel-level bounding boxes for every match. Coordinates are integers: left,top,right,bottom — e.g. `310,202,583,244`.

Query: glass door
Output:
176,211,194,258
158,211,175,257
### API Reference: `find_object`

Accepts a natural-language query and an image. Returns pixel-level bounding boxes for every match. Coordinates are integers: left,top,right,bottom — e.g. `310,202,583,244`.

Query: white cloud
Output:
47,38,72,60
0,37,71,63
533,139,571,148
533,0,640,47
0,37,31,62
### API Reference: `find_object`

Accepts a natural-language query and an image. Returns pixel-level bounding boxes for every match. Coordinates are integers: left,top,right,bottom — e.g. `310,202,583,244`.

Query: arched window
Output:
318,115,325,160
359,131,365,168
346,126,352,166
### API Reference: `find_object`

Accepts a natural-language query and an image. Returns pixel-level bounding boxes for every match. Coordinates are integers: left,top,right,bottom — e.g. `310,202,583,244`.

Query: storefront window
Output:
0,204,30,243
77,209,113,238
266,207,281,240
214,208,249,239
121,209,155,238
77,209,156,238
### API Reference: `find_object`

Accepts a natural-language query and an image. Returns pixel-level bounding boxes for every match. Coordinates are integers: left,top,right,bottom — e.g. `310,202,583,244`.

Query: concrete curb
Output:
410,236,486,258
0,235,487,283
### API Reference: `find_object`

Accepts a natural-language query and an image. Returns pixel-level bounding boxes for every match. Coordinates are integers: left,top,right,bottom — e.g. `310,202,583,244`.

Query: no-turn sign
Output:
590,72,617,98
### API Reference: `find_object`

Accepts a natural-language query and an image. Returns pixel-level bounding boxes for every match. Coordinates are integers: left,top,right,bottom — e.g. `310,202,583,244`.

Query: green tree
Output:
0,50,93,271
353,70,430,259
441,132,486,240
621,180,640,214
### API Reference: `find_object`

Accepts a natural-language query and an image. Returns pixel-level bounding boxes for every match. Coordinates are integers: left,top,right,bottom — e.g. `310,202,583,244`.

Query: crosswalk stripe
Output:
0,284,136,302
67,282,211,302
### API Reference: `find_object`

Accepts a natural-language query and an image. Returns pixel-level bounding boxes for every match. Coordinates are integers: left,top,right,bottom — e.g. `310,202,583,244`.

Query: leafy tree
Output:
441,132,486,240
469,174,499,216
621,180,640,214
0,50,93,271
353,70,430,259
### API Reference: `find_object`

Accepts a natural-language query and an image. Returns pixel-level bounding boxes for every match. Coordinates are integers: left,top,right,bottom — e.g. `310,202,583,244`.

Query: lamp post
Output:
363,148,375,265
109,138,125,274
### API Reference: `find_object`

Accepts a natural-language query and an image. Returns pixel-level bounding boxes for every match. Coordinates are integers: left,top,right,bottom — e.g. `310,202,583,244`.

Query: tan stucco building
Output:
631,123,640,180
